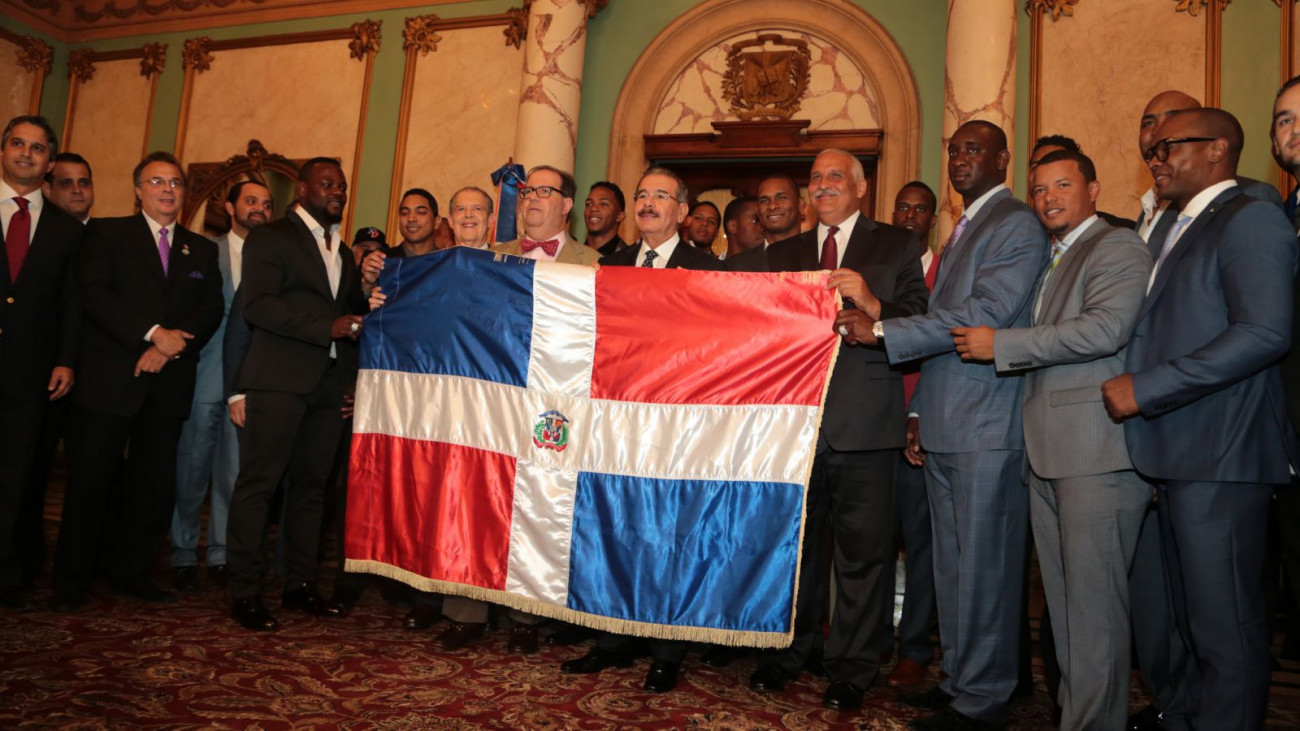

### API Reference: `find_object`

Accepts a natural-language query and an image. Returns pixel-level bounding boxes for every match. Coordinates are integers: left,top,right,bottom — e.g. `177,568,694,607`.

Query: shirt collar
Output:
1054,214,1099,252
961,183,1008,221
295,206,342,242
817,209,861,244
142,211,175,240
643,233,680,264
0,180,43,211
1179,179,1239,222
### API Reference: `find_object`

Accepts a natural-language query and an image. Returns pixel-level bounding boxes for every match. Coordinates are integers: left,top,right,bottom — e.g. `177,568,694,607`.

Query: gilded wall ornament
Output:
183,37,214,72
16,36,54,77
140,41,166,78
67,48,95,82
1174,0,1231,15
1025,0,1080,21
349,19,382,61
402,15,443,56
720,34,813,121
504,0,533,50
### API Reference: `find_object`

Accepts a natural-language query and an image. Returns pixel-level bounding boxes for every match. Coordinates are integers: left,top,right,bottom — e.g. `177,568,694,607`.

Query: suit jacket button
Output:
4,297,12,304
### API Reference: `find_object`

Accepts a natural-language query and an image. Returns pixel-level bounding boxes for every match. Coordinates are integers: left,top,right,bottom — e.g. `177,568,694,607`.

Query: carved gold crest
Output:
721,33,812,121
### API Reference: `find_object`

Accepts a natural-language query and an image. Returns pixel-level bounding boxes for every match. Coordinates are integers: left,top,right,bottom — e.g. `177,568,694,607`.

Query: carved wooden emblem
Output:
140,42,167,78
16,36,54,77
349,20,382,61
721,34,812,121
403,15,443,56
183,37,214,72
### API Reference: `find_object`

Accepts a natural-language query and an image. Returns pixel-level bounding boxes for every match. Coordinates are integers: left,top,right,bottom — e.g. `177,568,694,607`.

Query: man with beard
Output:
170,180,272,593
683,200,720,255
44,152,94,224
583,181,627,256
225,157,367,631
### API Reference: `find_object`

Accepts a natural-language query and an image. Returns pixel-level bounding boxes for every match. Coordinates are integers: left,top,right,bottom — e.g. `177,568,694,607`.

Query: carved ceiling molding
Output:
74,0,267,24
66,47,95,81
402,14,442,55
504,0,531,50
348,19,381,61
139,40,165,77
182,35,212,71
1025,0,1080,21
16,35,55,76
1175,0,1231,15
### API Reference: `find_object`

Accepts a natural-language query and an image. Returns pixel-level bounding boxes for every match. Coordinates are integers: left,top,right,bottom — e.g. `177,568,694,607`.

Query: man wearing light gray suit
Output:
170,180,273,592
841,120,1048,730
952,149,1152,731
1103,108,1296,731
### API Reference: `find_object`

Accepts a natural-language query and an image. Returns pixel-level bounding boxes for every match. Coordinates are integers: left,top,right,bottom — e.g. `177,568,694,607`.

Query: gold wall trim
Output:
1282,0,1297,194
0,27,53,115
385,12,515,236
61,43,160,153
1203,0,1222,106
607,0,921,218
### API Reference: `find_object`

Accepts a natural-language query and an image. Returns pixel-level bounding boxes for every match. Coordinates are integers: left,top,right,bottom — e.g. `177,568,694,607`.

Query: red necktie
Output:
819,226,839,270
6,197,30,283
521,238,559,256
924,249,939,290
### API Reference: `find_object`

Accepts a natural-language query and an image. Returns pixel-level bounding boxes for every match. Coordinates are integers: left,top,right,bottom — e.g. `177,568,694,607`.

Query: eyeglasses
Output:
519,185,559,199
1142,137,1217,163
141,177,186,189
632,190,676,203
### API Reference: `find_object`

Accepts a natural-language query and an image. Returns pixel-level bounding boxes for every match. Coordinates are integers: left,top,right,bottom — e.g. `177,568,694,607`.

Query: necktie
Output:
938,215,969,266
1049,238,1067,270
641,248,658,268
1155,214,1192,271
5,196,30,283
923,249,939,291
157,226,171,276
323,228,333,252
819,226,839,270
521,238,559,256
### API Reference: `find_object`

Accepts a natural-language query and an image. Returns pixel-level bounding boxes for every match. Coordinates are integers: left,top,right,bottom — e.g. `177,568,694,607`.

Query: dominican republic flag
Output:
346,247,839,647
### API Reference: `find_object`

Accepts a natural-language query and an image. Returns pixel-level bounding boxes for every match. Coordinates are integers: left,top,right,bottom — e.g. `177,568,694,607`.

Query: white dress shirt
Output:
639,234,681,268
295,206,343,358
0,181,44,246
816,210,862,268
227,230,246,292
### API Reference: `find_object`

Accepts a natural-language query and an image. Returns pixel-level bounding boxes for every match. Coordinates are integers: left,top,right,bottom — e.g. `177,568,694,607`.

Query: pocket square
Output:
188,271,205,280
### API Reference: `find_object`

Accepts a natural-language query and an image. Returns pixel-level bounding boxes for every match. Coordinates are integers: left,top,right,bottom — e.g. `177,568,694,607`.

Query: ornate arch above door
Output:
607,0,921,216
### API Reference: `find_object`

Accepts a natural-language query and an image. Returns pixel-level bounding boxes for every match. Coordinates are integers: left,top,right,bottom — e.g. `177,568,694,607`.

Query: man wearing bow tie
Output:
491,166,602,267
52,151,223,612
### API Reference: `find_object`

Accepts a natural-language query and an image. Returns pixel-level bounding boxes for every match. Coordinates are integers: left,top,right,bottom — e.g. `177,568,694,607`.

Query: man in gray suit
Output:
170,180,272,592
1103,108,1296,731
841,120,1047,729
951,149,1152,730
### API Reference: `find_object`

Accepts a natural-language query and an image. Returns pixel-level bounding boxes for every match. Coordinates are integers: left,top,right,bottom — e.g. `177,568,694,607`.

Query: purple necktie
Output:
157,226,171,276
935,215,969,279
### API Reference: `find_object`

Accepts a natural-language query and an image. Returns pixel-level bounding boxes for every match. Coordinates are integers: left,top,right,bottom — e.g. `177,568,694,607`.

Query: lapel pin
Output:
182,244,190,255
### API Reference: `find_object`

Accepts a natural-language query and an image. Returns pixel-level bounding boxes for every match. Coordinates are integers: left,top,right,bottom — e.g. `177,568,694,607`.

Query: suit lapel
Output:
1140,188,1238,320
1037,218,1107,324
839,218,876,272
288,214,334,300
934,188,1009,295
216,233,234,301
132,214,170,286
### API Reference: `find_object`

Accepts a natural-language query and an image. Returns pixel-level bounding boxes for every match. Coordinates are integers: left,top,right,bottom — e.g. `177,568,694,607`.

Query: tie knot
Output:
158,226,169,243
13,196,28,212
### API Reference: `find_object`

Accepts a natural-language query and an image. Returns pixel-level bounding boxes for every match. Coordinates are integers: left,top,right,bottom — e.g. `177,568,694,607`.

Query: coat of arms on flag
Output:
346,248,840,647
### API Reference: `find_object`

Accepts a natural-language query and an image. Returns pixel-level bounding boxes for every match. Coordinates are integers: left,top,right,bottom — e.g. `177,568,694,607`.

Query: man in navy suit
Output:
52,151,223,611
1103,107,1296,731
847,120,1048,729
169,180,272,593
0,116,83,611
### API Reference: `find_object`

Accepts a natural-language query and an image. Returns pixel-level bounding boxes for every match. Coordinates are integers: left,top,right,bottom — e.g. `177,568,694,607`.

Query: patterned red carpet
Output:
6,576,1300,729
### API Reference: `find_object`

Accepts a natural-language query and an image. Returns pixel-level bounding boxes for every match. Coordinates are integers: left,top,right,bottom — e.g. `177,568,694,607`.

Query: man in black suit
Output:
51,151,223,611
225,157,366,631
561,166,721,693
0,115,83,610
747,148,929,712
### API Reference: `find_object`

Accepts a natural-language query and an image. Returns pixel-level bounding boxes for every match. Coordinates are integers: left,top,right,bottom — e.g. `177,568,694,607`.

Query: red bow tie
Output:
521,238,559,256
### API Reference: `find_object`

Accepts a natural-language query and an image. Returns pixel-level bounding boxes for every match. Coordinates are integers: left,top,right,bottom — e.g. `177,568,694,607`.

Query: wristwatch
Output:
872,321,884,340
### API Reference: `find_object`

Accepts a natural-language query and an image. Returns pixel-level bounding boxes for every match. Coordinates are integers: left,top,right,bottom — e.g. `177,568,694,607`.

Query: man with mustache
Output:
53,151,224,612
747,149,928,713
225,157,367,631
170,180,272,593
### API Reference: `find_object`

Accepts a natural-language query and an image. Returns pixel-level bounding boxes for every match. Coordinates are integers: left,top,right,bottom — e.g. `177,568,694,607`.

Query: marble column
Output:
937,0,1018,244
513,0,592,173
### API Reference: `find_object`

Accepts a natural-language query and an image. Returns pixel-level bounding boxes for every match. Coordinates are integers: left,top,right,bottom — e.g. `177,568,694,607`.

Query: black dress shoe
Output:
403,604,439,630
49,590,84,613
231,597,279,631
437,621,486,650
171,566,199,593
822,680,863,712
117,578,178,603
1127,705,1163,731
700,645,747,668
508,624,539,654
207,564,229,586
909,706,1003,730
281,584,343,617
898,685,956,710
643,660,679,693
748,664,792,693
561,647,636,674
546,623,597,646
0,586,36,611
331,586,363,615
